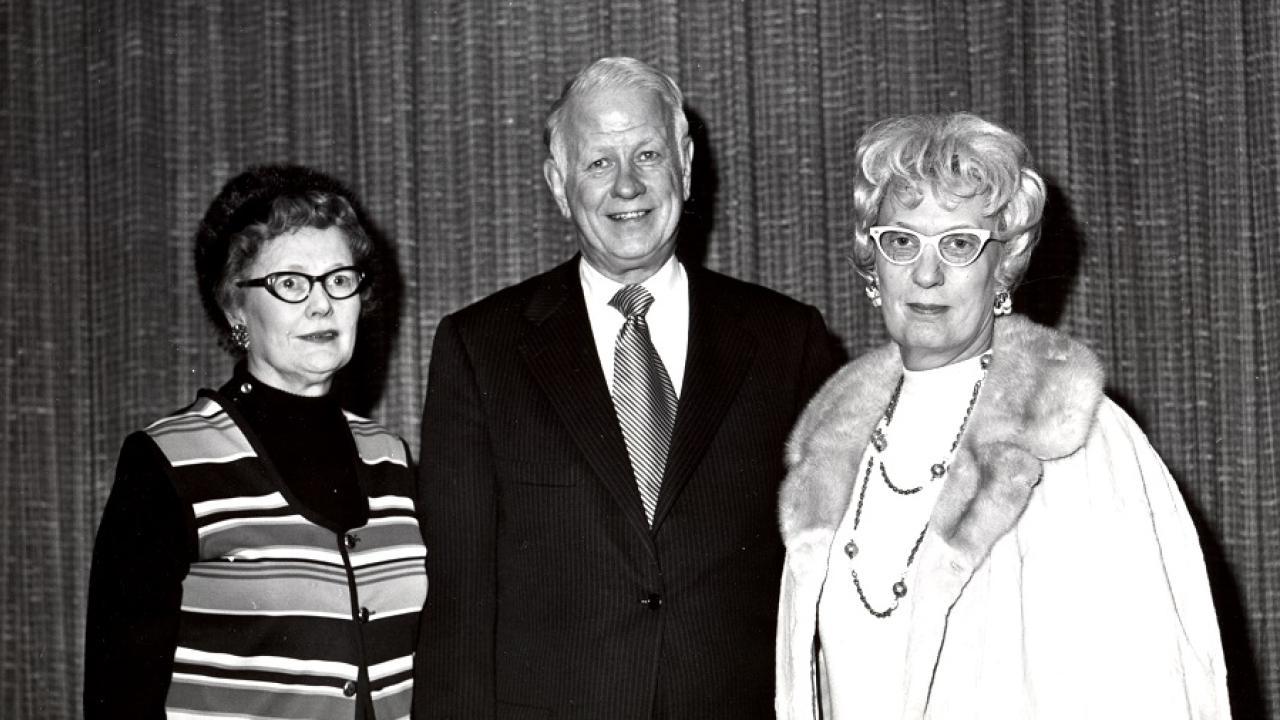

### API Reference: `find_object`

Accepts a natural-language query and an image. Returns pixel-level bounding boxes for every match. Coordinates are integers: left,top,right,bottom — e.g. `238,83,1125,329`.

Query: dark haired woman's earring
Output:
864,279,882,308
994,288,1012,317
231,323,250,350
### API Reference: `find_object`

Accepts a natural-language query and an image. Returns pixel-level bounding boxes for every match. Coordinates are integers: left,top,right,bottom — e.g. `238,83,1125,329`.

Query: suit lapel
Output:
652,267,756,528
517,257,653,539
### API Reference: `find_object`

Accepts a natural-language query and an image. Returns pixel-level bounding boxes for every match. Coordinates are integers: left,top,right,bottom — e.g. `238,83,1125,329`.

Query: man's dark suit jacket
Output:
415,256,840,719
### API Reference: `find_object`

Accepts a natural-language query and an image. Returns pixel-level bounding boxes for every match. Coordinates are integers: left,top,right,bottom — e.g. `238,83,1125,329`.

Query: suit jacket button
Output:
342,680,357,697
642,593,662,610
344,533,359,549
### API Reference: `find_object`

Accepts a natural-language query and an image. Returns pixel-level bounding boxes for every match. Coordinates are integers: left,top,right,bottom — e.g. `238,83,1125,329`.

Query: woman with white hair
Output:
775,112,1229,718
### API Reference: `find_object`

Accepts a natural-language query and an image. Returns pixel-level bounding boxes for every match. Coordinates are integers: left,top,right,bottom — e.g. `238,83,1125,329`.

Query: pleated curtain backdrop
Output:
2,0,1276,716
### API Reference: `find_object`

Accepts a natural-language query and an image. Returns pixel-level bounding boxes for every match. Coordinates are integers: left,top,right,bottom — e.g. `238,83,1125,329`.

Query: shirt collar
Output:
579,253,682,309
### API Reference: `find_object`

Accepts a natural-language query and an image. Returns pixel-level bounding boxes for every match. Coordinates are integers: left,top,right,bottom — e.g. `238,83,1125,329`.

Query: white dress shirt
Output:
579,255,689,398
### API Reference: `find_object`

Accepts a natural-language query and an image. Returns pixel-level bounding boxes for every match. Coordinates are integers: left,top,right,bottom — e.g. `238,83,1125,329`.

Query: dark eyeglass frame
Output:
869,226,1005,268
235,265,367,304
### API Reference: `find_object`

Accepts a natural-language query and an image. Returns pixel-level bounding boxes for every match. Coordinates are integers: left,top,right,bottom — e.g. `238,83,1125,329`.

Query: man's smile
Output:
608,209,650,221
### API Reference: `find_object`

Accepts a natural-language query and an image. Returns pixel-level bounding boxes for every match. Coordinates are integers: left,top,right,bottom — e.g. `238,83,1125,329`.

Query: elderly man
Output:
416,56,840,719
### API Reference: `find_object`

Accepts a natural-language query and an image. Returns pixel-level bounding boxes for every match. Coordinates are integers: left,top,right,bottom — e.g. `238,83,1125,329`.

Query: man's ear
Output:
680,136,694,200
543,157,571,218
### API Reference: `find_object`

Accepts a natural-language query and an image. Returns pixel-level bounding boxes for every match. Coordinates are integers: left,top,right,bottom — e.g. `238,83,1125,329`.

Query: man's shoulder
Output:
445,257,578,326
441,259,822,327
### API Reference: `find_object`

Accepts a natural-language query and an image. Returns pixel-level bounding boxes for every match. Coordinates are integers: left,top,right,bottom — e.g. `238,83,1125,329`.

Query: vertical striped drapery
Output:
2,1,1275,716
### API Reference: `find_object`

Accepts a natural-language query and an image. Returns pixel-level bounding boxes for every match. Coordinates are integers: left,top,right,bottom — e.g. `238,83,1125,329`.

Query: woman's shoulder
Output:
788,343,899,450
1033,394,1180,517
342,411,411,468
974,316,1106,461
137,391,254,467
1076,396,1170,475
140,391,227,432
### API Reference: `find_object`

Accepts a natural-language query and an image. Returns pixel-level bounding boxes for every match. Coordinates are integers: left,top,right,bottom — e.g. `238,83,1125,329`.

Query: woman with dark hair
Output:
775,113,1228,718
85,165,425,719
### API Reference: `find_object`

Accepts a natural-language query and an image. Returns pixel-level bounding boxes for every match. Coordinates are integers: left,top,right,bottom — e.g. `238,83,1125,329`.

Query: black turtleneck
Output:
85,365,370,719
221,363,367,532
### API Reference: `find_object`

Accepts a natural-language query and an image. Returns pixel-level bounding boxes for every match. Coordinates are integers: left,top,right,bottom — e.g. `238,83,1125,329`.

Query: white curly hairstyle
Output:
850,112,1046,289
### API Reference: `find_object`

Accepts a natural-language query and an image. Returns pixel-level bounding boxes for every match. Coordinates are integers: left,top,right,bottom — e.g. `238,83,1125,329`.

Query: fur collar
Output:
780,315,1105,569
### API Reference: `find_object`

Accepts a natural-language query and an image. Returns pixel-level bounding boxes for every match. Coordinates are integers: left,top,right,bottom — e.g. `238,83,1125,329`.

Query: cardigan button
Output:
342,680,357,697
641,593,662,610
239,382,252,394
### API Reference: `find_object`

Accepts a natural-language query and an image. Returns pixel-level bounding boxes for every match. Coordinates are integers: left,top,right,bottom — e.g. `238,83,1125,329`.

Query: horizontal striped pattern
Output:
368,494,415,512
175,611,421,664
369,654,414,684
198,514,425,562
145,396,425,720
348,412,410,467
181,561,365,619
174,646,359,679
183,555,428,619
168,636,416,707
166,675,363,720
370,682,413,720
352,560,431,619
192,491,289,519
147,399,256,467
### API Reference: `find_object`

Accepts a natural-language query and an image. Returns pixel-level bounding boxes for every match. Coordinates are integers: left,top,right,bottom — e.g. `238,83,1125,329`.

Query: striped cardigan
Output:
145,393,427,720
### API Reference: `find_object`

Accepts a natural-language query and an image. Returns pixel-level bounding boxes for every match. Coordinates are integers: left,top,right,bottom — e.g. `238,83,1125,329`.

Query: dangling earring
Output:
993,288,1012,317
864,278,882,308
231,323,250,350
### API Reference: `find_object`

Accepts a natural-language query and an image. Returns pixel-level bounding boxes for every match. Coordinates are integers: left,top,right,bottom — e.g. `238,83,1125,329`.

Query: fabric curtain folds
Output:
2,0,1276,716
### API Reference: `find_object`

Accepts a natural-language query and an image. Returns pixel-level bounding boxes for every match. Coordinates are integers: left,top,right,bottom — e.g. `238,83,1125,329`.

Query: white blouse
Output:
816,353,988,718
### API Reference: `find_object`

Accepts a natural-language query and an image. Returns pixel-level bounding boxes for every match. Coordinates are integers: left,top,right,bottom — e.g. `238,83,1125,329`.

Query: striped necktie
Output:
609,284,678,526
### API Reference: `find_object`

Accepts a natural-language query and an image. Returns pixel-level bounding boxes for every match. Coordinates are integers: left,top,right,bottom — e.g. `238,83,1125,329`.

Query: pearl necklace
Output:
844,352,991,619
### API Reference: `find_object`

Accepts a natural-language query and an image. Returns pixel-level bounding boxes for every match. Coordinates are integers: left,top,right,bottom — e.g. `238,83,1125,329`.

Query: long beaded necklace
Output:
843,352,991,619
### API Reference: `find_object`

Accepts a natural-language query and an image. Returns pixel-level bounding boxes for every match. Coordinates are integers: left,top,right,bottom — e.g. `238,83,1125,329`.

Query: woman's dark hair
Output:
194,164,379,353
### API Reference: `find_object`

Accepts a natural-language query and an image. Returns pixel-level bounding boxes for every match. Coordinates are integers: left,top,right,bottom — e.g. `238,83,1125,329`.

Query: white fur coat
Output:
775,315,1230,719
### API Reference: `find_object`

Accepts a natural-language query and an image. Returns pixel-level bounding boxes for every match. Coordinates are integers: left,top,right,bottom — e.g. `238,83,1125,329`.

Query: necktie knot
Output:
610,285,654,319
